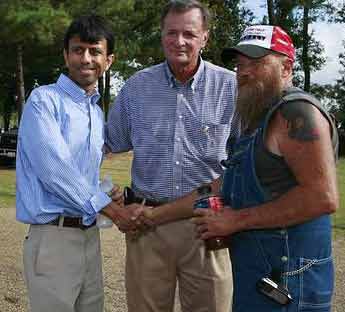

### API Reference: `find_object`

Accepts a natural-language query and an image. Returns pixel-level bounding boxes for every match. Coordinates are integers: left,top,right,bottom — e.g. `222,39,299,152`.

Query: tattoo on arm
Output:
280,101,320,142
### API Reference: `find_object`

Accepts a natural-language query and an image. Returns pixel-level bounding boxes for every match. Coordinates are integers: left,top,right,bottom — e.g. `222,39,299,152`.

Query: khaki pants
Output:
23,224,103,312
125,219,233,312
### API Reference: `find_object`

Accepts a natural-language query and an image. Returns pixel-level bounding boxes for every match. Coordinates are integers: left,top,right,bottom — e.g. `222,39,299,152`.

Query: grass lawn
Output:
334,156,345,231
0,153,133,209
1,154,345,230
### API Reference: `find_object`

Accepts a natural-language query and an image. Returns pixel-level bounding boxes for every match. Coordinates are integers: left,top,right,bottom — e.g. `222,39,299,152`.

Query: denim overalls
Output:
221,89,338,312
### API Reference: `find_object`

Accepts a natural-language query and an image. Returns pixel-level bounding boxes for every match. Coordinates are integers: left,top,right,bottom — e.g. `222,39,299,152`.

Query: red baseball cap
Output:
222,25,295,62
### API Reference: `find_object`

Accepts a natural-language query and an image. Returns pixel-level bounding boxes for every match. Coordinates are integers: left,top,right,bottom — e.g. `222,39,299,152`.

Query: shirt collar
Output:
164,57,205,91
57,73,100,106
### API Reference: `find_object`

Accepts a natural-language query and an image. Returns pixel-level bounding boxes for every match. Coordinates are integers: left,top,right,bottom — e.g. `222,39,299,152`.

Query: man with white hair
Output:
106,1,237,311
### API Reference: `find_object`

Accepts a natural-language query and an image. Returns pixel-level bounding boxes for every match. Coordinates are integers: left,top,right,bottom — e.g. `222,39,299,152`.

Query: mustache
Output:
236,77,282,131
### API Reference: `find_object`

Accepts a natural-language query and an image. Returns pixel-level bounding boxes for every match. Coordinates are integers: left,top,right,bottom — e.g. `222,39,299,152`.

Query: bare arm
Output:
195,102,339,238
144,178,222,225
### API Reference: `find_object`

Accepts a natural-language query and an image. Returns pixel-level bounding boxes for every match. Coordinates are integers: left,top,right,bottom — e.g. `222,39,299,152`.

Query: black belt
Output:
134,197,163,207
47,216,96,231
124,187,165,207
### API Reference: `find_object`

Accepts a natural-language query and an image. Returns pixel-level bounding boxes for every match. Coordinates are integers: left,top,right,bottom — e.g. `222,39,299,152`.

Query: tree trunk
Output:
16,45,25,125
4,96,12,131
104,70,111,119
267,0,276,24
4,111,10,131
302,5,310,92
98,75,104,110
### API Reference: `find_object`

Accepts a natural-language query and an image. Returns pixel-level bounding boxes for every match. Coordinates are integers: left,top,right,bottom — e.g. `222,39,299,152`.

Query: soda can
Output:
194,194,228,250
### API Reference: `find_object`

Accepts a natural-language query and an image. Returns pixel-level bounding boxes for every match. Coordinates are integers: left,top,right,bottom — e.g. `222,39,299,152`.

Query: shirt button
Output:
281,256,288,262
175,161,180,165
179,115,183,119
176,137,181,142
175,186,180,190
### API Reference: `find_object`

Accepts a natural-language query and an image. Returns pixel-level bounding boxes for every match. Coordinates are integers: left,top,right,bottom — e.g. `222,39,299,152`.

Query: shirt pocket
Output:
134,107,173,143
189,120,230,162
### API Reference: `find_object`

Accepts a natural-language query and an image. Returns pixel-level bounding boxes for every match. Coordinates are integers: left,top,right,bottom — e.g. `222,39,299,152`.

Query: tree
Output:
264,0,335,91
333,41,345,128
298,0,335,91
0,0,70,123
0,0,260,122
206,0,254,66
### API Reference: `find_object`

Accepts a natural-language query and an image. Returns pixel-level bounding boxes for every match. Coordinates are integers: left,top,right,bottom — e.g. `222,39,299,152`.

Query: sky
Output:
243,1,345,85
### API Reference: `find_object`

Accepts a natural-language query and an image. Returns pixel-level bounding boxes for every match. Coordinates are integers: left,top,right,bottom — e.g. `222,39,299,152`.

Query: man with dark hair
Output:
106,1,237,311
63,15,115,56
16,15,130,312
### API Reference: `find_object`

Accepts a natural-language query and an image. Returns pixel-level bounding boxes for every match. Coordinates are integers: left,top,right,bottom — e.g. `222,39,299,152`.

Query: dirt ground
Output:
1,206,344,311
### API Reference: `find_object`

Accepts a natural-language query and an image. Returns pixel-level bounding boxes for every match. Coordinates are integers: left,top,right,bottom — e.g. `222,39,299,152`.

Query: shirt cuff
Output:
87,191,112,214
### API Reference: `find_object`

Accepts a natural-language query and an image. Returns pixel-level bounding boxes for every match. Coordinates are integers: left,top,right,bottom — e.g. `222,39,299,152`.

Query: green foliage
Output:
334,3,345,22
334,42,345,128
0,168,16,208
0,0,342,122
0,0,70,45
263,1,336,90
334,157,345,229
205,0,254,67
0,0,71,125
61,0,255,78
313,41,345,131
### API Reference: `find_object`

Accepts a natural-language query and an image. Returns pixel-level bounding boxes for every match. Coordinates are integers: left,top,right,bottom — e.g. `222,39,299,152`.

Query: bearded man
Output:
193,25,339,311
142,25,339,312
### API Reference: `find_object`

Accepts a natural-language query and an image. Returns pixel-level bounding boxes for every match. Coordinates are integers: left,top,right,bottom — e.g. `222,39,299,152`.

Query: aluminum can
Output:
194,192,228,250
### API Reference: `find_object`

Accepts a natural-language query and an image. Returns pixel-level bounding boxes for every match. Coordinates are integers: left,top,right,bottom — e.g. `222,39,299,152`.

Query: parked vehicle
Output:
0,129,18,165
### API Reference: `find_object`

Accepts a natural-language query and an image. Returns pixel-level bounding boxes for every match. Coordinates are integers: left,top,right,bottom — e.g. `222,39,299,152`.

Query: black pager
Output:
257,277,293,305
123,186,133,205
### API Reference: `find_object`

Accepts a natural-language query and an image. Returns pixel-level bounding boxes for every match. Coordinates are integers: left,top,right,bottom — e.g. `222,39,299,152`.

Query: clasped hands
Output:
101,185,155,235
101,186,239,240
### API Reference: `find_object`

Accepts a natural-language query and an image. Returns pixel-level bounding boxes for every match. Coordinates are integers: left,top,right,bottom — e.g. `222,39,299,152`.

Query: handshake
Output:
101,186,156,235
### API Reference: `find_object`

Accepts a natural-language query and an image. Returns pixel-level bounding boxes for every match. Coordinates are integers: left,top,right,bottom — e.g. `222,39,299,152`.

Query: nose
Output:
81,49,92,64
175,33,186,46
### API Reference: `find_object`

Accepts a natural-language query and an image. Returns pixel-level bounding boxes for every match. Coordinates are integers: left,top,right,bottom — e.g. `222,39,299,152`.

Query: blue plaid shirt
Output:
16,74,111,225
106,59,239,201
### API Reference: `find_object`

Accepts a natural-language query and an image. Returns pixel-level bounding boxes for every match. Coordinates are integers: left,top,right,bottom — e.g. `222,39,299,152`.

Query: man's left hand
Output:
192,207,237,239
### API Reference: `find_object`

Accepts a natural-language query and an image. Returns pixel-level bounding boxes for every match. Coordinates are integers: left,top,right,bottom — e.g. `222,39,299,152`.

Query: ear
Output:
201,30,209,48
106,54,115,71
63,49,69,68
281,57,293,79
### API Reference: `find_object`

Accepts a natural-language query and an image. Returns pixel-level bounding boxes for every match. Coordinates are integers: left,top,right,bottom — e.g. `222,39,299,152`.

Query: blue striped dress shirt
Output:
16,74,111,225
106,59,239,201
